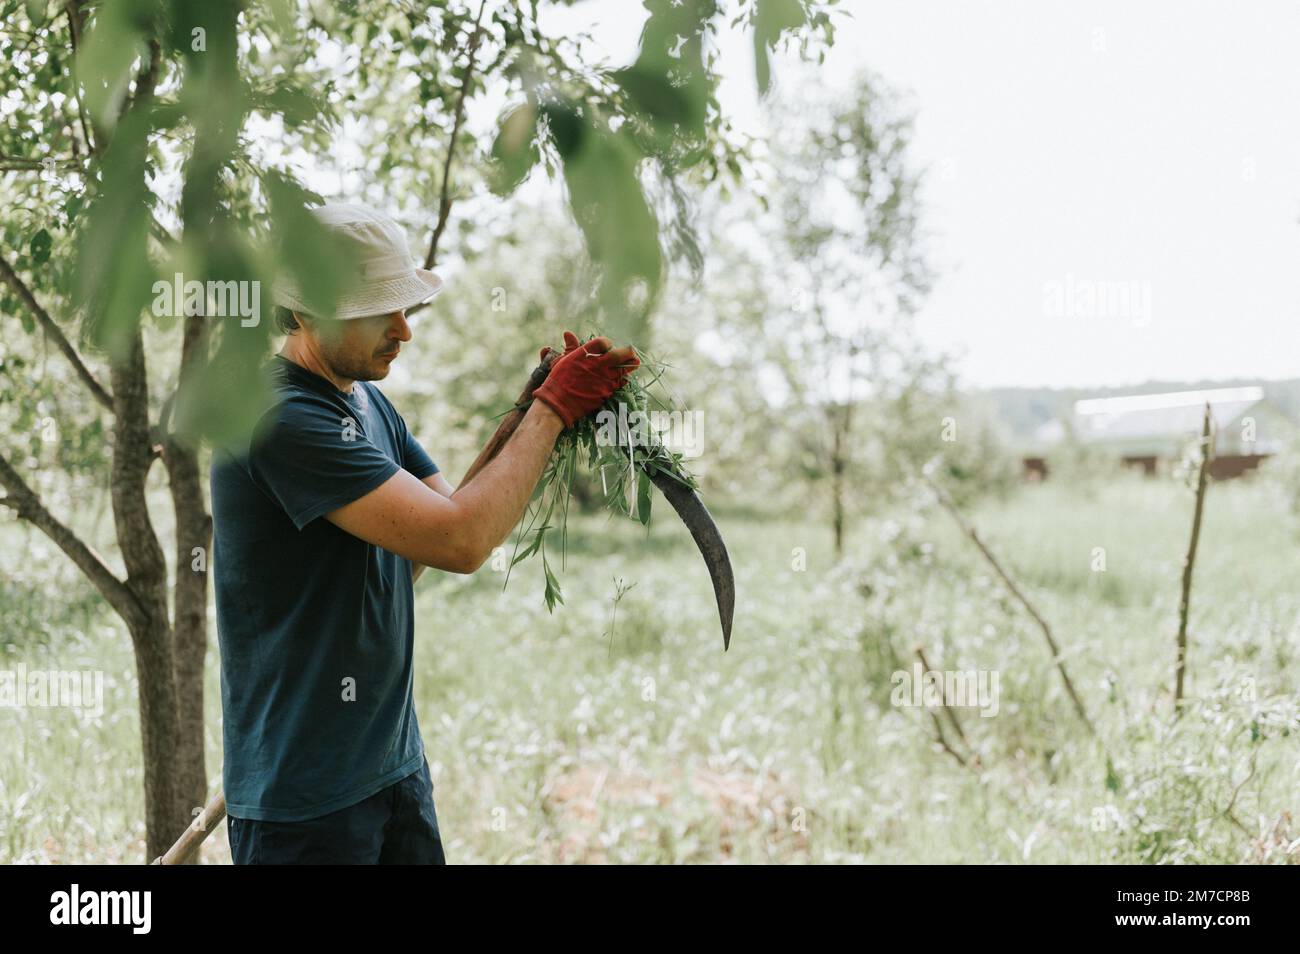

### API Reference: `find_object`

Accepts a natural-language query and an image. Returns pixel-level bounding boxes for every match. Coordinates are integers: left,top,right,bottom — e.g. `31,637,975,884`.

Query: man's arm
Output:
327,401,564,574
336,334,636,577
411,411,532,581
412,471,455,582
421,472,456,496
409,337,567,581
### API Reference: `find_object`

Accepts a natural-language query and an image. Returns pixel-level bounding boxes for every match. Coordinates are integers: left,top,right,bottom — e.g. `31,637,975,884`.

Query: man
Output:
211,203,638,864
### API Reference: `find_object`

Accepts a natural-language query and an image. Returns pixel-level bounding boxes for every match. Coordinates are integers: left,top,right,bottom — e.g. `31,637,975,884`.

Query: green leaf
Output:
543,556,565,612
1104,756,1121,793
77,0,156,130
636,468,652,525
753,0,808,96
548,110,662,343
170,226,277,447
264,85,313,127
262,171,360,320
29,229,51,265
611,0,713,151
76,109,154,360
510,528,547,566
62,194,84,225
611,62,707,145
253,82,332,131
487,103,539,196
542,102,584,158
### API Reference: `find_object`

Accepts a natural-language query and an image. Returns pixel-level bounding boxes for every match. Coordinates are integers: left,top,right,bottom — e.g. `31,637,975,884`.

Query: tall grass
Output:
1,473,1295,863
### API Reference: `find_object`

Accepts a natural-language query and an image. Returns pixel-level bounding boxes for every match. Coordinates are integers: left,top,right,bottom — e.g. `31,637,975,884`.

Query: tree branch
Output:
98,10,170,625
0,453,144,627
65,0,97,157
924,707,968,768
916,645,971,750
0,154,80,171
0,252,114,410
109,329,170,619
131,37,163,107
410,2,490,317
924,471,1097,738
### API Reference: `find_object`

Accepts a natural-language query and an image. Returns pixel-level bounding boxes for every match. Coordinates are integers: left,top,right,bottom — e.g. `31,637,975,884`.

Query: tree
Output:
763,70,940,558
0,0,837,858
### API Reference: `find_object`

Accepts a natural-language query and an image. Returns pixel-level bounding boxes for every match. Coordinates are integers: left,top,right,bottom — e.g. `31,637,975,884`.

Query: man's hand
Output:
531,334,640,429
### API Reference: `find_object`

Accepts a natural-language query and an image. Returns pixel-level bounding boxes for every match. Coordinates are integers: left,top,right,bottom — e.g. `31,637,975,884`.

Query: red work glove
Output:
532,332,639,429
538,330,584,364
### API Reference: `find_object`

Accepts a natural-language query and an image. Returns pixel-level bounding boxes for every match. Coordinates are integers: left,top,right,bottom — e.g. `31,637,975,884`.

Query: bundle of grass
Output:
503,344,699,611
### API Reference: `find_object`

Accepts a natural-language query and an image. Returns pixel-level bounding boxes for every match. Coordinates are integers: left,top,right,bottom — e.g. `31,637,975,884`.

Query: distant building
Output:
1022,386,1291,480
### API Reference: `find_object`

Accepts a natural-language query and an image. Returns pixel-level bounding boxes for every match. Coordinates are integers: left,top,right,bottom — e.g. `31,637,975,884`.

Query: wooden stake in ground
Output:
1174,402,1214,714
924,472,1096,737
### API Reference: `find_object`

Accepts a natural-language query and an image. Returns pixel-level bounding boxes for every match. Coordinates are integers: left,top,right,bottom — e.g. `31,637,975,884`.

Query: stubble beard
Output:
324,347,388,384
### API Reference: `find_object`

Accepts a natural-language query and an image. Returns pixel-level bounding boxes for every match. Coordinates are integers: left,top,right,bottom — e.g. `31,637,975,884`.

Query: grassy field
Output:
2,472,1296,863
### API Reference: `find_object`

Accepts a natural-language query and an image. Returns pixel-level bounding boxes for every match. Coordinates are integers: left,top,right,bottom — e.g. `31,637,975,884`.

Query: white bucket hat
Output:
273,202,443,320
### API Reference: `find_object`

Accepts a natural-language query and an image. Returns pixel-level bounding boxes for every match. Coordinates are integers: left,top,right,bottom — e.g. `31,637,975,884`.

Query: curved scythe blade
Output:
647,469,735,650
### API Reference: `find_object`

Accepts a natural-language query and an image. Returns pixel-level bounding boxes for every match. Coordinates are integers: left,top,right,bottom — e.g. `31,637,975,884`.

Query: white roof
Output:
1074,386,1264,417
1071,386,1268,453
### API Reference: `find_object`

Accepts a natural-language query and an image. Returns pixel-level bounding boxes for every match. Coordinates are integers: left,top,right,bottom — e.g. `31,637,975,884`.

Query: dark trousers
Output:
228,756,446,864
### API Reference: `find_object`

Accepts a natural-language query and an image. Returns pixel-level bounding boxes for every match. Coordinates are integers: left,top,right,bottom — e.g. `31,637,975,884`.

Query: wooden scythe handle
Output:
459,350,559,486
152,790,227,865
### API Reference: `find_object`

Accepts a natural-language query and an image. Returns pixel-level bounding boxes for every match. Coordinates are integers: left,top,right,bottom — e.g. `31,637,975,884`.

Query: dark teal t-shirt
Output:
211,355,439,822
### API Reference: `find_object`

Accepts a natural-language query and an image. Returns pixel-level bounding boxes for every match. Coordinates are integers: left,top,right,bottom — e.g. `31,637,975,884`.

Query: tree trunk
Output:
831,465,845,558
164,315,213,855
128,615,190,860
110,329,193,859
829,405,849,559
165,442,211,849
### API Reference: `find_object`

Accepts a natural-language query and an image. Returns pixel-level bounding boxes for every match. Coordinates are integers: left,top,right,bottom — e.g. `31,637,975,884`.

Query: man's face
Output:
307,310,412,383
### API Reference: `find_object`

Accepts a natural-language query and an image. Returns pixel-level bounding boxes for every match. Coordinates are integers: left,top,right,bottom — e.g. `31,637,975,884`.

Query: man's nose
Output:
388,311,412,342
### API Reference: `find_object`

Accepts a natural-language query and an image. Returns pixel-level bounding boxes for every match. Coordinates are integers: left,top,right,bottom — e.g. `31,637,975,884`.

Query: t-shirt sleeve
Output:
399,417,439,480
246,396,401,530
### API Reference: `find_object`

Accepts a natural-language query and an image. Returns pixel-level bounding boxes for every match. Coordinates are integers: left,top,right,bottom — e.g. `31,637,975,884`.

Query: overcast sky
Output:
546,0,1300,390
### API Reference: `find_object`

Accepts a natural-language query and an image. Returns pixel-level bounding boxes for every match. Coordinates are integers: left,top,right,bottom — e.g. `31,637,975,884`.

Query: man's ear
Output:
294,311,324,336
304,312,350,342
